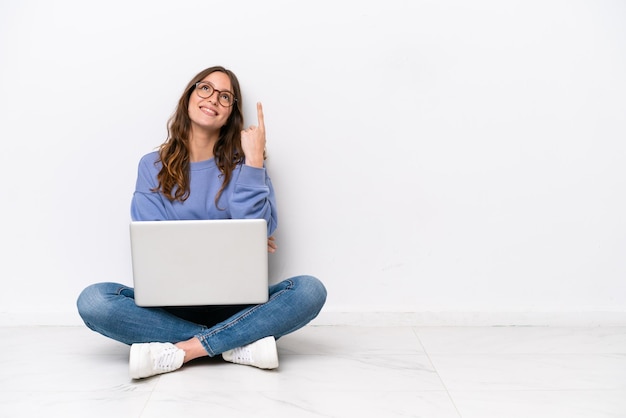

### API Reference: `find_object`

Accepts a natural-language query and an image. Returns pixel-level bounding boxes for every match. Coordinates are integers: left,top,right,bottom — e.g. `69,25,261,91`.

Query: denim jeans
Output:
76,275,327,356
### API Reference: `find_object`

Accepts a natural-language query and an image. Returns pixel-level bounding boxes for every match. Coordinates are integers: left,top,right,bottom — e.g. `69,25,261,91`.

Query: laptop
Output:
130,219,269,307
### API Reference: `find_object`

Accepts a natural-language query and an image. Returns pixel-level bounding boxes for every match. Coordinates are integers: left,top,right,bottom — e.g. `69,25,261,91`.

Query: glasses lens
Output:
196,82,213,99
218,92,234,107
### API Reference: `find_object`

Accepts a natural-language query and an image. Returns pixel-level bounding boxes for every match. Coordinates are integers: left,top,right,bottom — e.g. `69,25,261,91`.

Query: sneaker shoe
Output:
222,336,279,369
129,342,185,379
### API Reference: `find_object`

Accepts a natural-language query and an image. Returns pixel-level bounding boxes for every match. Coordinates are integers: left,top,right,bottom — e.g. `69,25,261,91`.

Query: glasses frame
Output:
194,82,237,108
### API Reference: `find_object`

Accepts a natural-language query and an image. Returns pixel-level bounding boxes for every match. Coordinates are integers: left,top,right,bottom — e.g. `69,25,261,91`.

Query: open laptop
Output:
130,219,269,307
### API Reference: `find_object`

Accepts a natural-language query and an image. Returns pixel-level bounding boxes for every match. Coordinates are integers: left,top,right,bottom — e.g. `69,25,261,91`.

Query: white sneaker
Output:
129,342,185,379
222,336,279,369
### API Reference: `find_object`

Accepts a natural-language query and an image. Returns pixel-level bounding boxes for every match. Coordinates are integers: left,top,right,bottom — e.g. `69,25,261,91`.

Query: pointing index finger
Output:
256,102,265,131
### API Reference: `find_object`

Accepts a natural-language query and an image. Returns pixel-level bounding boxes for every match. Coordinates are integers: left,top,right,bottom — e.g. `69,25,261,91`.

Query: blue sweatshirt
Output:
130,151,278,236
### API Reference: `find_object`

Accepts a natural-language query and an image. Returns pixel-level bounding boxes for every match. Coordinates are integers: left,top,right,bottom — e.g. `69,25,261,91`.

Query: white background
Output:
1,0,625,325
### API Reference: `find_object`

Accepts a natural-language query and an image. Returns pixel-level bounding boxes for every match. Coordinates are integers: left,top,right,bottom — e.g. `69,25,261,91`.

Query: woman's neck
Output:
188,129,219,162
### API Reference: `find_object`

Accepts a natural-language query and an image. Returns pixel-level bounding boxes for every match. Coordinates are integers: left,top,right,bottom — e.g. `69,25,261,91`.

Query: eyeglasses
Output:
194,82,236,107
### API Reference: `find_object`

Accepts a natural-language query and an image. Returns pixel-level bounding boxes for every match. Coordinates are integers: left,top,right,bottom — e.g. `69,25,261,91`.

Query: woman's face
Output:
188,71,234,134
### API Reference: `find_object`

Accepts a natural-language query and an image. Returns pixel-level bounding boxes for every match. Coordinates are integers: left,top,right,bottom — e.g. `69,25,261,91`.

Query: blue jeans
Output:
76,275,326,356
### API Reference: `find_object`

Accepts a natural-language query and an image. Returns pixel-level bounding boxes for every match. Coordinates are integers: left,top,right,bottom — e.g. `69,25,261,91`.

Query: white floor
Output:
1,325,625,418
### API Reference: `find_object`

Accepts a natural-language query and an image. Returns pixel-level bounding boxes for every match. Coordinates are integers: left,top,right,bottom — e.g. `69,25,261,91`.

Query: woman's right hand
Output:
267,235,277,253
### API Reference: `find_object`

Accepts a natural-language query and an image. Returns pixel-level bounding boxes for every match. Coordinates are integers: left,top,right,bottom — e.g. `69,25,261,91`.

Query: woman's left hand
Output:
241,102,266,168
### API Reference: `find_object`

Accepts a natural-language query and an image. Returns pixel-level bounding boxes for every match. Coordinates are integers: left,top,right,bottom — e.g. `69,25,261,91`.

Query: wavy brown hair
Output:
153,66,244,205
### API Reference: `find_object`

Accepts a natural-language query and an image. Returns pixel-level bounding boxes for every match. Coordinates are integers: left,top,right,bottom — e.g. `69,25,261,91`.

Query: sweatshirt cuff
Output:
237,164,266,186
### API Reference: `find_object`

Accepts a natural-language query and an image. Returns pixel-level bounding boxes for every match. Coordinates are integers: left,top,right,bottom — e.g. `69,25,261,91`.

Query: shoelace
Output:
230,346,253,363
154,347,181,371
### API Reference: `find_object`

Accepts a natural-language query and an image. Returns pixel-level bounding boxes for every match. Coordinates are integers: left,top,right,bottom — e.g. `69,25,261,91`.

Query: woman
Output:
77,66,327,379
